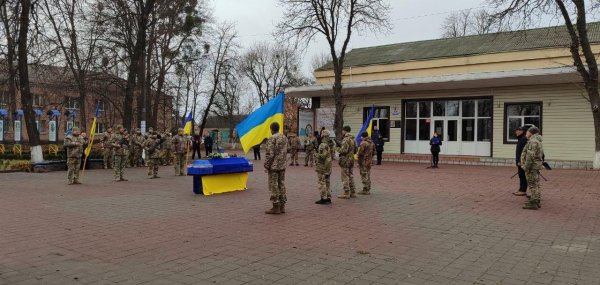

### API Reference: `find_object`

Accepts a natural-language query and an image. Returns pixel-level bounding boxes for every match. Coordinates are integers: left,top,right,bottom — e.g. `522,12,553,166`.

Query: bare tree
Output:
441,9,498,38
16,0,44,162
277,0,391,137
41,0,105,132
197,22,238,139
0,0,19,125
310,51,332,74
213,58,244,141
488,0,600,168
240,42,300,106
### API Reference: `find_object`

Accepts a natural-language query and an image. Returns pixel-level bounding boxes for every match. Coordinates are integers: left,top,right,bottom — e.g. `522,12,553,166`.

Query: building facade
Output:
287,24,599,169
0,64,174,145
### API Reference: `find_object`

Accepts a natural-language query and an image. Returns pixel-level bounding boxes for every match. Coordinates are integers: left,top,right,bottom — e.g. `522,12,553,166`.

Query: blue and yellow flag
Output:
182,112,193,135
84,103,100,158
236,92,285,153
356,105,375,146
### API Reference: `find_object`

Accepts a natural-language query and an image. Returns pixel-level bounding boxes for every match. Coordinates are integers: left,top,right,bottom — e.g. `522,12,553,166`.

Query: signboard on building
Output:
297,109,315,140
0,120,4,141
316,108,335,135
49,120,57,142
14,120,21,142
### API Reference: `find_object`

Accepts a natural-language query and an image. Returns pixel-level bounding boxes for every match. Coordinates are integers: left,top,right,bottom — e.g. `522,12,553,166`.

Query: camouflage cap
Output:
72,127,80,132
115,124,123,130
527,126,540,134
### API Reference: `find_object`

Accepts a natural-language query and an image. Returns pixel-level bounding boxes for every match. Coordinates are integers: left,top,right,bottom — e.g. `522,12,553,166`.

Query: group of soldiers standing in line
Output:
263,122,376,214
63,125,192,184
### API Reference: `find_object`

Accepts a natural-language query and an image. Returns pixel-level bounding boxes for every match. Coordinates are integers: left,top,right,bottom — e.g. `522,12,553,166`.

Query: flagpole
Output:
184,137,191,175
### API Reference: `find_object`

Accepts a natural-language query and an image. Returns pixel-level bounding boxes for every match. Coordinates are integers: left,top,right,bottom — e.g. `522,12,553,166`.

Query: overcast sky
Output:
211,0,490,75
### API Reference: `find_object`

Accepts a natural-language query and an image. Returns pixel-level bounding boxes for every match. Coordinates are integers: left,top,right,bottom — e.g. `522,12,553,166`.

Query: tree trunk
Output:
150,67,166,129
17,0,42,162
332,66,345,138
77,77,87,132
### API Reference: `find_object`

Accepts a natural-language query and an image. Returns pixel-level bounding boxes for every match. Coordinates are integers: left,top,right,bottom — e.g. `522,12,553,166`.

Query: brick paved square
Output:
1,160,599,284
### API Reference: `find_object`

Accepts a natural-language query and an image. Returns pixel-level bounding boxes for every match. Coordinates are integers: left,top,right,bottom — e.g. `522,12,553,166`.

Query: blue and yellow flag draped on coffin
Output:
182,112,193,135
236,92,285,153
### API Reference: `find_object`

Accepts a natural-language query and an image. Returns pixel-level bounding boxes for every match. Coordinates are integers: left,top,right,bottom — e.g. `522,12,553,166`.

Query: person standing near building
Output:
357,132,375,195
513,126,529,196
264,122,288,215
304,132,317,167
315,130,333,205
521,126,544,210
253,143,261,160
144,131,162,179
429,132,442,168
101,127,113,169
204,132,214,156
110,126,129,182
192,133,202,159
64,127,86,185
372,126,384,165
337,126,357,199
288,133,301,166
172,128,187,176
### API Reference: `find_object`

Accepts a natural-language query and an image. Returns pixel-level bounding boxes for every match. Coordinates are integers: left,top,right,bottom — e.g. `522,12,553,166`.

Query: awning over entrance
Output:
286,67,581,98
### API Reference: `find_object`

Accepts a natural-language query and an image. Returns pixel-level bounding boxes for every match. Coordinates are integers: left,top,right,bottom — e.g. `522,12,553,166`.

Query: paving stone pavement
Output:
1,159,599,285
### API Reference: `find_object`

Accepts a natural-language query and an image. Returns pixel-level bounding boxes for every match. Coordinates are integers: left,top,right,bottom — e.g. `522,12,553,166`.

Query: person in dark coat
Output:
513,126,529,196
253,143,262,160
191,133,202,159
204,132,214,156
371,126,384,165
429,132,442,168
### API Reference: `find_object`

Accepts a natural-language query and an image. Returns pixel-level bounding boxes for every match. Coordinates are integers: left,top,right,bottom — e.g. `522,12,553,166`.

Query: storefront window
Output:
505,102,542,142
477,118,492,142
447,101,460,116
364,106,390,141
419,102,431,118
462,100,475,117
478,99,493,117
405,102,417,118
419,119,430,140
433,101,445,116
462,119,475,141
405,119,417,140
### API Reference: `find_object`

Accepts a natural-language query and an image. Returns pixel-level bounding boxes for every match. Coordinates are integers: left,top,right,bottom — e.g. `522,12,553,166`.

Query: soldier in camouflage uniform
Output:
264,122,288,215
337,126,357,199
288,133,301,166
357,132,375,195
109,126,129,181
172,128,188,176
144,131,162,178
101,127,113,169
315,130,333,204
131,129,145,167
63,127,87,185
161,131,173,166
123,129,132,168
520,126,544,210
303,132,317,167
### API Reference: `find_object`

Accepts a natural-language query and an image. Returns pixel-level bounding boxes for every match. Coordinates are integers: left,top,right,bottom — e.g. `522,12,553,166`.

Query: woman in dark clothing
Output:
371,126,384,165
429,132,442,168
204,133,213,156
191,134,202,159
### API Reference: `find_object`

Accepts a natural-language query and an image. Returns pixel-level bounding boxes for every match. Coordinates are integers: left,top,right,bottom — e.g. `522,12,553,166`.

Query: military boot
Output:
265,203,281,214
280,204,286,214
73,180,82,185
338,193,350,199
358,190,370,195
315,198,327,204
522,199,540,210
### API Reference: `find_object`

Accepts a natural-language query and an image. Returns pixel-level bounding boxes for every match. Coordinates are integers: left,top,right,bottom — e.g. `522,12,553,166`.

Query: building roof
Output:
317,22,600,71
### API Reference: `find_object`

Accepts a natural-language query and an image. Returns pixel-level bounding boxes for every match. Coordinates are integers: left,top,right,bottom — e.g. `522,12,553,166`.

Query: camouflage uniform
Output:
131,132,145,167
520,133,544,208
101,131,113,169
144,135,162,178
110,131,128,181
288,135,301,166
357,136,375,194
337,133,356,198
265,132,288,207
172,131,188,176
304,135,317,167
161,133,173,166
63,131,86,184
123,131,131,167
315,136,333,200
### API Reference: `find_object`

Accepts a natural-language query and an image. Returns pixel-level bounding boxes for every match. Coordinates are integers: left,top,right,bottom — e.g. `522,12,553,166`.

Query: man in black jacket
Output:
204,132,214,156
513,126,529,196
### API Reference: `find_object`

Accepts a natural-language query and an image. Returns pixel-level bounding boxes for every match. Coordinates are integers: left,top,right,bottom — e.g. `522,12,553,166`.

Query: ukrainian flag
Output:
182,112,193,135
84,103,100,158
236,92,285,153
356,105,375,146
